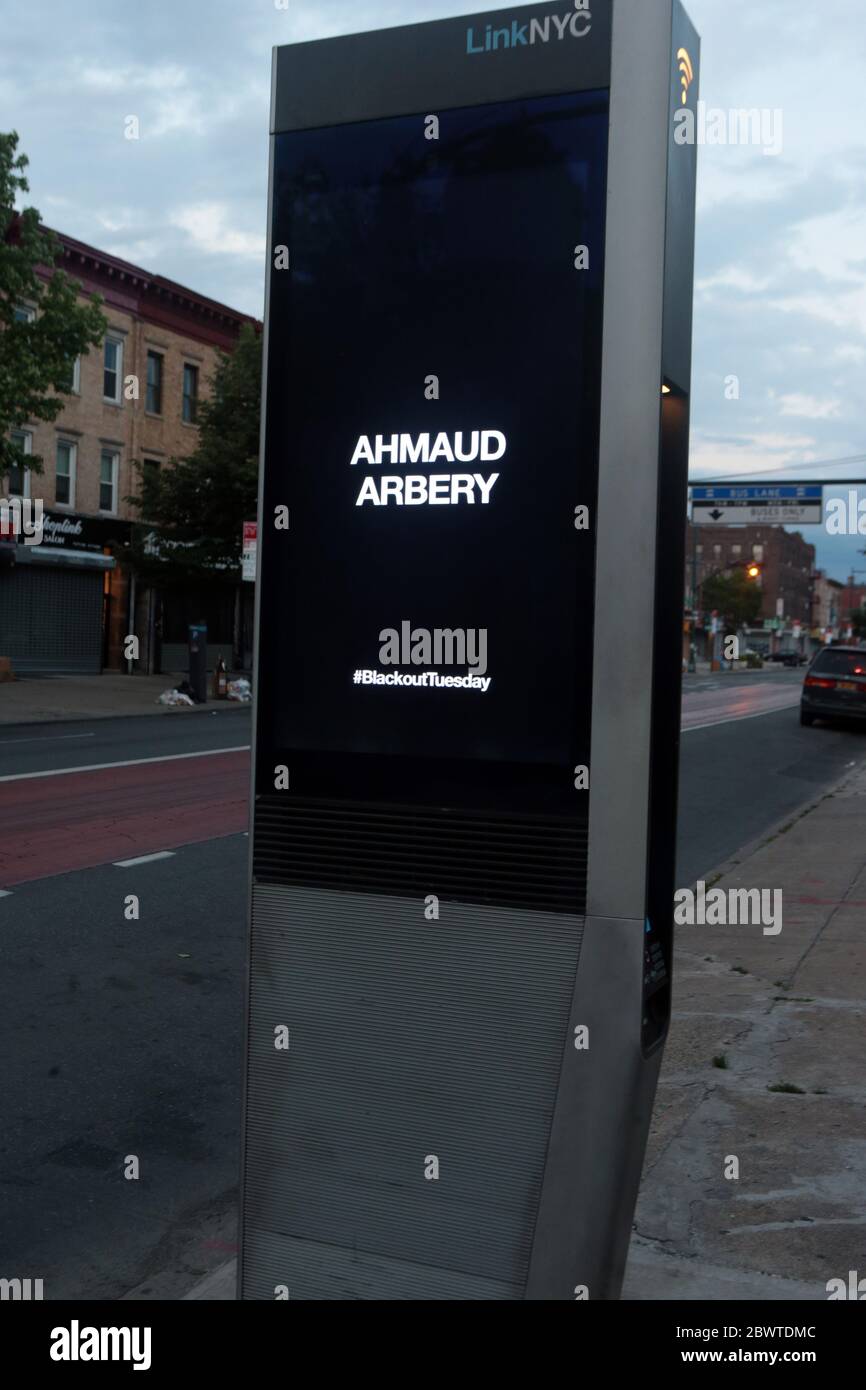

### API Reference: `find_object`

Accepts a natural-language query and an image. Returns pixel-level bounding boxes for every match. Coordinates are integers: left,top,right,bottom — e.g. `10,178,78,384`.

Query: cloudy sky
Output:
2,0,865,580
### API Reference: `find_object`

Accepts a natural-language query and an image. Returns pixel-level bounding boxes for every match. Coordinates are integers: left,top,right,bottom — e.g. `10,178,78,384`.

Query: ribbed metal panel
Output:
0,566,103,672
253,797,588,915
240,884,584,1300
241,1230,514,1301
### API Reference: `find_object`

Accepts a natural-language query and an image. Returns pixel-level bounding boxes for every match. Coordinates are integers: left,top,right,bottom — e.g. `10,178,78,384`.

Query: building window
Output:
14,304,35,324
99,450,119,514
56,440,76,507
8,429,32,498
182,363,199,424
141,457,161,500
731,544,742,558
146,351,163,414
713,544,722,560
104,338,123,403
62,355,81,394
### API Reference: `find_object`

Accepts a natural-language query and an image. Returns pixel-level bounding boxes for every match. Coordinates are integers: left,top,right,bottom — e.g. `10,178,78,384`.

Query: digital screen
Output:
259,91,609,806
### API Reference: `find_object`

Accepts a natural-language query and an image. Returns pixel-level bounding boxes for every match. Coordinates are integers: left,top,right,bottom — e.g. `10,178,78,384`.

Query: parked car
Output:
768,651,808,668
801,646,866,726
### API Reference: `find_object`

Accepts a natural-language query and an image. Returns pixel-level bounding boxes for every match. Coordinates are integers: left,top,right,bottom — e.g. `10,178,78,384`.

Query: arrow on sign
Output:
709,509,724,521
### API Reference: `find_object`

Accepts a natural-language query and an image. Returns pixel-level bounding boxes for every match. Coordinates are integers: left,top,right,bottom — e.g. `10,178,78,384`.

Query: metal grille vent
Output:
253,796,587,916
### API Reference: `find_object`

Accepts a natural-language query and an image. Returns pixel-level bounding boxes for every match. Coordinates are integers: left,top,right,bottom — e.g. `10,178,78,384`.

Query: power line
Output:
689,454,866,486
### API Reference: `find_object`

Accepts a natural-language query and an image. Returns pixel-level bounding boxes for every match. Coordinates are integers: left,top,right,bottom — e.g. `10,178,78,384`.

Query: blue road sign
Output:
691,485,824,525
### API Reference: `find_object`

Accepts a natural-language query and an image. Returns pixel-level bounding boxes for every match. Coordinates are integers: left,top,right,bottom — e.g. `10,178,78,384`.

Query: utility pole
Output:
688,522,699,672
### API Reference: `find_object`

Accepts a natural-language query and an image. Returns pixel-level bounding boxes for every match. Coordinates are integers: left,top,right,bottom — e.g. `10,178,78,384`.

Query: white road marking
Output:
113,852,177,869
0,733,96,746
0,889,13,898
0,746,250,785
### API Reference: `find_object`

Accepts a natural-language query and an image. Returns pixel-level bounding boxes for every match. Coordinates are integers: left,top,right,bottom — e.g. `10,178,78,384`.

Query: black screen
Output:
258,90,609,810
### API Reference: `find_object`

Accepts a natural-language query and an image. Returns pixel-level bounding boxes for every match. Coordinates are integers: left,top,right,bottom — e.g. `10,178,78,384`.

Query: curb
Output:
0,703,252,730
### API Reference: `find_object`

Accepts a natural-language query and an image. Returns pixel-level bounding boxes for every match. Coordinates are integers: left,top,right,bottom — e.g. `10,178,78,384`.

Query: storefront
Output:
0,511,130,674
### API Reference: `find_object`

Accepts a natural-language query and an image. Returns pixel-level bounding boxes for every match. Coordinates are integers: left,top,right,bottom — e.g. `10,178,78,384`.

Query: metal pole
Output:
127,571,136,676
688,522,698,672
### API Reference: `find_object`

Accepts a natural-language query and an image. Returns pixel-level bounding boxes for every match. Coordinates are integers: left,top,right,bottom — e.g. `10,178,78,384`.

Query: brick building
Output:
684,521,816,653
1,229,259,673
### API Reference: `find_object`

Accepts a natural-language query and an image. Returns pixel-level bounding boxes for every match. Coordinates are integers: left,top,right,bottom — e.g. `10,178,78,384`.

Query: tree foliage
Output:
0,131,107,480
851,606,866,640
129,322,261,585
702,570,763,632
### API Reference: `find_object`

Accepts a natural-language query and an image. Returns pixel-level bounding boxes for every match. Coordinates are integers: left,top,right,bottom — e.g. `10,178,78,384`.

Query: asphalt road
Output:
677,667,865,883
0,706,251,780
0,839,246,1300
1,669,864,1298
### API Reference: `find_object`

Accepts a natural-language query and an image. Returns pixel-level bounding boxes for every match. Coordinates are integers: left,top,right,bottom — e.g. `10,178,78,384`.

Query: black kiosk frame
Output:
241,0,699,1300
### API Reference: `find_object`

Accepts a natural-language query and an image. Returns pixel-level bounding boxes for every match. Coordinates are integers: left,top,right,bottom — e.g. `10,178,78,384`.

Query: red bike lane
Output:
0,749,250,888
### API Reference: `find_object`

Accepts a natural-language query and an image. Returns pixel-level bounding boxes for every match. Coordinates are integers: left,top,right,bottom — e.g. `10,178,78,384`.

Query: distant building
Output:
812,572,846,636
685,521,815,630
1,227,259,673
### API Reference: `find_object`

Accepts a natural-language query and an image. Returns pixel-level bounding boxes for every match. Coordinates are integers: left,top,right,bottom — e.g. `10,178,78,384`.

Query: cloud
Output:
696,266,774,296
689,430,821,481
776,394,842,420
787,207,866,285
170,202,265,259
771,288,866,336
102,238,162,265
76,62,188,94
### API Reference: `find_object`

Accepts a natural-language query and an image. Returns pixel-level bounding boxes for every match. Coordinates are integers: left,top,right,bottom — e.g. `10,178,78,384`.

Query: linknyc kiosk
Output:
240,0,699,1300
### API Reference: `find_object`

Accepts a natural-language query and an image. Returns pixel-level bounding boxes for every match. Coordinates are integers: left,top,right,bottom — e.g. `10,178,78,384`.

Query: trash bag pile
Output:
156,688,195,707
227,678,252,703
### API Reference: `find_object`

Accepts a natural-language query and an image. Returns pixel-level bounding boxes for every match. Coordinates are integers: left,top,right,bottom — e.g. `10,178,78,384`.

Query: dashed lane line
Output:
113,852,178,869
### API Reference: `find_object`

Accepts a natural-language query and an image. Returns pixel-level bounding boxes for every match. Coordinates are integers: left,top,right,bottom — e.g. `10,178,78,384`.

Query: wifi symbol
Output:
677,47,694,105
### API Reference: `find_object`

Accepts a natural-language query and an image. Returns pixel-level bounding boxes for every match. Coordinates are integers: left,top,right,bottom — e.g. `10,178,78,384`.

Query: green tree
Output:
1,131,107,482
129,321,261,583
702,569,763,633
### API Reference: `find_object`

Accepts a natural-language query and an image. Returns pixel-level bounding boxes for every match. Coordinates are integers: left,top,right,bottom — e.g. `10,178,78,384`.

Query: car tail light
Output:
805,677,837,690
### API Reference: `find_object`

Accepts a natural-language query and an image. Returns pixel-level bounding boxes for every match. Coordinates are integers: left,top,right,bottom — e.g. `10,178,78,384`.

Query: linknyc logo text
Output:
466,2,591,55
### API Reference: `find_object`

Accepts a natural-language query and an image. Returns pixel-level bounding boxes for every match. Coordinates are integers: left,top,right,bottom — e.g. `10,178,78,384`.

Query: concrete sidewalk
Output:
178,760,866,1302
0,672,249,725
624,760,866,1300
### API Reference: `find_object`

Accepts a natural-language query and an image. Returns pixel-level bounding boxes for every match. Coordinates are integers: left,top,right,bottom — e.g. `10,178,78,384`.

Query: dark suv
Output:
801,646,866,726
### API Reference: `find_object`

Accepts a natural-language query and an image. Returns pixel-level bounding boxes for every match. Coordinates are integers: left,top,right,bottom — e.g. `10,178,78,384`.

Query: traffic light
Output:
746,562,762,581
